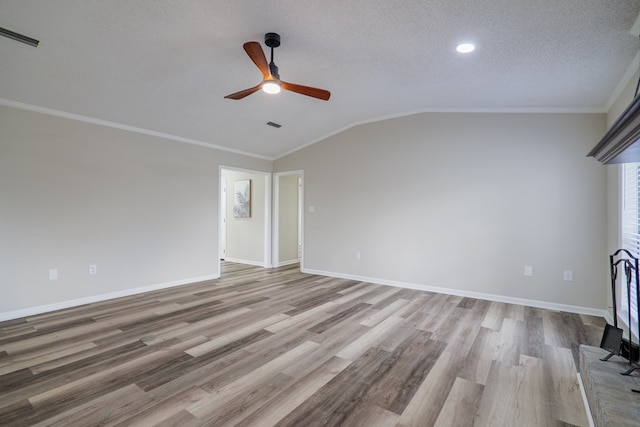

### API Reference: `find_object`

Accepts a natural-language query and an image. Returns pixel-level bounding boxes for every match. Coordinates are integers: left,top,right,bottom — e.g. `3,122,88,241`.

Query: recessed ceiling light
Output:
456,43,475,54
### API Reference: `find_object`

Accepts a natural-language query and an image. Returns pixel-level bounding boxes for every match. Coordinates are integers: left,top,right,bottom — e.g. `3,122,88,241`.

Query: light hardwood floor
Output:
0,262,605,426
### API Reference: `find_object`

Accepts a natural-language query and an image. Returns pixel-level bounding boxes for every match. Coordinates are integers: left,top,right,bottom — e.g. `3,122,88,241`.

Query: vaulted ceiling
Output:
1,1,639,159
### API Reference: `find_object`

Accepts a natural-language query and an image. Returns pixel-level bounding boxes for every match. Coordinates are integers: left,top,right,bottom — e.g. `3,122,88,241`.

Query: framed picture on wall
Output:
233,179,251,218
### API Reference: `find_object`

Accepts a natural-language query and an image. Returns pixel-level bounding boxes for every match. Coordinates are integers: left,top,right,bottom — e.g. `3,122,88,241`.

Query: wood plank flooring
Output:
0,262,606,426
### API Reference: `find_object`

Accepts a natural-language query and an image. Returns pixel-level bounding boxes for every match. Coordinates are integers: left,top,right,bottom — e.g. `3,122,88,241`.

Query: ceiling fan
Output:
224,32,330,101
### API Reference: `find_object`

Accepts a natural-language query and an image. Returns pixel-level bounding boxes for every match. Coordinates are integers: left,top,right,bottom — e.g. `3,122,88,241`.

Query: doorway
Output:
219,167,272,274
273,170,304,268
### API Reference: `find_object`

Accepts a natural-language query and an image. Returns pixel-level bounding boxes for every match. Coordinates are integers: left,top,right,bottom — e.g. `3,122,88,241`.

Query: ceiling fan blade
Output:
281,81,331,101
224,84,262,100
243,41,270,79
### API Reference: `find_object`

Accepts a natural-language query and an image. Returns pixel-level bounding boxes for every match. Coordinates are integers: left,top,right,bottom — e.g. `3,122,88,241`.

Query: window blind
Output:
621,162,640,336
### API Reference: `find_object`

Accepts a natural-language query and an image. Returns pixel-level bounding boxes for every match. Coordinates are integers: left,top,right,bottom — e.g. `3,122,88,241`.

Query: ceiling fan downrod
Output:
265,32,281,79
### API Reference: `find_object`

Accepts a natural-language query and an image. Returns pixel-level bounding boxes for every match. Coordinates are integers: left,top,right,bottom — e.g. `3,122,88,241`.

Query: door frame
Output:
272,170,304,268
220,177,227,260
219,166,272,273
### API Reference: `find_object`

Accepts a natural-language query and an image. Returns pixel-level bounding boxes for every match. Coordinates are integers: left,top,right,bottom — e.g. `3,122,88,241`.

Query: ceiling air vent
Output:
266,122,282,128
0,26,39,47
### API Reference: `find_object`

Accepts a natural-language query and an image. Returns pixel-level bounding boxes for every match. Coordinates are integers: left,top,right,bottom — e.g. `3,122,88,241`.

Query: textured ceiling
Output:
1,1,639,159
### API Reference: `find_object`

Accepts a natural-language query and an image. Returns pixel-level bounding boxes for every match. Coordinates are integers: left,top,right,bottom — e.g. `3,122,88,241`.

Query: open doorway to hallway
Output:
273,171,303,269
219,167,272,275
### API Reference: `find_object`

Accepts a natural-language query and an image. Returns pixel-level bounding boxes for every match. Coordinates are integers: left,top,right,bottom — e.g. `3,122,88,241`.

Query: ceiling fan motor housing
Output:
265,32,281,48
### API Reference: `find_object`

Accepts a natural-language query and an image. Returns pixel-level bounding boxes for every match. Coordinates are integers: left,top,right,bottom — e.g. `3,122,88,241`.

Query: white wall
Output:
0,105,271,317
275,112,608,311
222,169,267,265
277,174,300,264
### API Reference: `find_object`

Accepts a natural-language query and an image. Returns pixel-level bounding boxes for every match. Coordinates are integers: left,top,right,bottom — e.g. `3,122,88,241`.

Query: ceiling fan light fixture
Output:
262,80,281,94
456,43,475,53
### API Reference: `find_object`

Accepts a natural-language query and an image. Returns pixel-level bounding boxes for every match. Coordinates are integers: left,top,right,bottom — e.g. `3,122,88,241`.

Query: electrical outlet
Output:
524,266,533,277
563,270,573,281
49,269,58,280
89,265,97,275
355,251,361,260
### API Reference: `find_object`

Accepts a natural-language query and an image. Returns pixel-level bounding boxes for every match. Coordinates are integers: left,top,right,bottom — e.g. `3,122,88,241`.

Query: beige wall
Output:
222,169,267,265
0,104,615,316
0,105,270,315
275,112,608,310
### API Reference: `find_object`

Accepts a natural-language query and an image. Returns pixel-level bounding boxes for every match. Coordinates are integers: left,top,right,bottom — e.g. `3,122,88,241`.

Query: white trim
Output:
276,107,606,159
0,273,219,322
224,257,266,267
605,310,615,326
1,98,607,163
577,373,596,427
298,175,304,267
276,259,301,267
219,165,272,176
273,174,281,267
264,173,273,268
618,164,624,250
0,98,272,161
219,177,227,260
302,267,608,318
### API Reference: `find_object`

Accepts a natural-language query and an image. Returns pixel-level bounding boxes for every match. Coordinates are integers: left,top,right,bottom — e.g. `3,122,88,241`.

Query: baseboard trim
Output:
301,268,608,318
0,273,220,322
224,258,266,268
2,267,608,323
604,311,614,325
276,259,300,267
